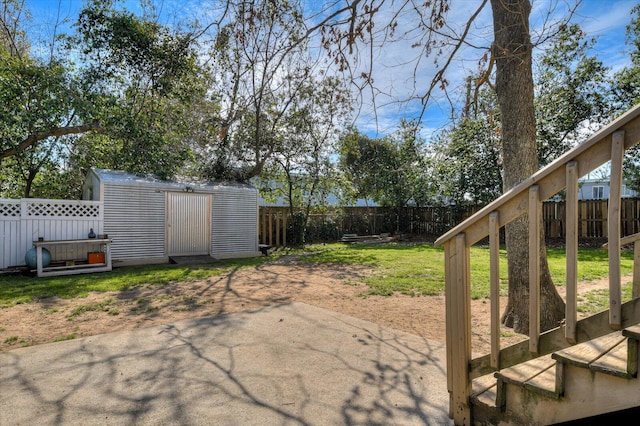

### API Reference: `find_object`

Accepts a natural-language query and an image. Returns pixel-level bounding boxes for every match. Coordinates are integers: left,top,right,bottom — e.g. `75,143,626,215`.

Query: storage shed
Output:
82,169,260,265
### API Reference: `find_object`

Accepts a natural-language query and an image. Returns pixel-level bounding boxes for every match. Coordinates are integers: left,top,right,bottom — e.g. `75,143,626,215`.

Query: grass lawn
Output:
0,256,271,307
300,243,635,300
0,243,634,314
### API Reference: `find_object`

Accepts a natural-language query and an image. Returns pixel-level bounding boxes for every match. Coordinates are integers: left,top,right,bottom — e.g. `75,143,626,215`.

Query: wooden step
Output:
472,324,640,425
552,331,632,378
590,339,633,378
622,323,640,340
471,372,499,408
496,354,560,399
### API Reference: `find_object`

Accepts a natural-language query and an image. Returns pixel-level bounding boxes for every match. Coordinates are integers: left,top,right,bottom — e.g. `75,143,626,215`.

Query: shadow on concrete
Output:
0,302,452,425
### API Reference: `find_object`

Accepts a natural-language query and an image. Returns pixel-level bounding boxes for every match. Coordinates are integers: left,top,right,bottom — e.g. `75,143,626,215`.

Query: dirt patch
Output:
0,259,628,355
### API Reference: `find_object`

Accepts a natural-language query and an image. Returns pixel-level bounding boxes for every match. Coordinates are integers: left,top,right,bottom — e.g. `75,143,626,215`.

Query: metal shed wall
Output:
211,186,259,258
102,182,167,263
84,169,260,264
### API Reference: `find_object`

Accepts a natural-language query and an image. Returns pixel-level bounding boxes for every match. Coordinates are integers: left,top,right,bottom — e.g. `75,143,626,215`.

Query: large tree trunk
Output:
490,0,565,333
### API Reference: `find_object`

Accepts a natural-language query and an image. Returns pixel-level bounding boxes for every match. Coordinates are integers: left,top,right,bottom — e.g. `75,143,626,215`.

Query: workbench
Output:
32,238,112,277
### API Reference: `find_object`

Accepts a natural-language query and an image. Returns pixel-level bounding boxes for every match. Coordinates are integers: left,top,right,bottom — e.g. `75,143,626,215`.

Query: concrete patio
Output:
0,302,451,425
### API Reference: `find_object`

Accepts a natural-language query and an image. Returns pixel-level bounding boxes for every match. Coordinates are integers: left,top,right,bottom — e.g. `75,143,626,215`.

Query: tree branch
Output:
1,121,103,159
419,0,489,115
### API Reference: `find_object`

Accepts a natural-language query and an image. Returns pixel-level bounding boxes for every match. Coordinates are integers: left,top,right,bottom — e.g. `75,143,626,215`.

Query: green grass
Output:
300,243,634,298
301,243,446,296
546,247,634,286
577,282,635,315
67,298,117,319
53,333,77,342
0,256,272,307
0,243,632,304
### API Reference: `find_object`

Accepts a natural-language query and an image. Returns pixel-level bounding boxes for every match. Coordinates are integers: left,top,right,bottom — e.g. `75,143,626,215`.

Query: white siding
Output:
103,184,166,262
211,187,259,257
0,199,103,268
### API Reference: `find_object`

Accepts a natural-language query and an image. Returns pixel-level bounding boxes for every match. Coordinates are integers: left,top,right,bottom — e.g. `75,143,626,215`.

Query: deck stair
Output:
471,323,640,425
434,104,640,424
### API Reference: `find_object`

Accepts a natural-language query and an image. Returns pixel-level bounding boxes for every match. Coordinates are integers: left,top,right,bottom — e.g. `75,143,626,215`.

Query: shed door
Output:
167,192,211,256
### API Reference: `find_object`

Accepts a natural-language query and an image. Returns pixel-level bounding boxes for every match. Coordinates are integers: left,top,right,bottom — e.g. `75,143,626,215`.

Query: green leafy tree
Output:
258,75,351,245
318,0,569,332
0,1,101,165
535,23,608,167
196,0,316,181
1,0,210,198
431,22,606,209
611,5,640,192
339,120,427,222
69,0,209,181
431,114,503,207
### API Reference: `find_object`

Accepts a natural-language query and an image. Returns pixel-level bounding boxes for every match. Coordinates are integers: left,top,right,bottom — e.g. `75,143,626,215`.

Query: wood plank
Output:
524,362,560,399
470,297,640,378
471,373,498,409
451,234,472,425
444,241,454,420
471,372,498,398
634,240,640,299
529,186,541,354
603,231,640,248
622,323,640,340
552,332,625,368
628,337,638,377
444,241,454,394
590,338,632,378
497,354,555,386
282,212,287,247
566,161,579,344
609,130,625,329
489,211,501,369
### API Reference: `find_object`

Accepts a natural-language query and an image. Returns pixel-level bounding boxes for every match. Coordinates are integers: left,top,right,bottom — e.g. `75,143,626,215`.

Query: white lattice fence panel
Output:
26,200,102,218
0,198,104,269
0,200,20,217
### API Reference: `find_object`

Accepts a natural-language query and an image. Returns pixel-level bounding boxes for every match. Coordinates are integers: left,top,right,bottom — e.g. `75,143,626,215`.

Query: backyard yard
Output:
0,243,636,354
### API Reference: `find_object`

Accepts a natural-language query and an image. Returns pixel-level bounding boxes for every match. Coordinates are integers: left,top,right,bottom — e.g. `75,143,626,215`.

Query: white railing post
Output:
566,161,579,343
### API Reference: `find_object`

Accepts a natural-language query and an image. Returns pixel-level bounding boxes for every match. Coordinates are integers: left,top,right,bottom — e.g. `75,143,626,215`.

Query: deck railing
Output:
434,103,640,425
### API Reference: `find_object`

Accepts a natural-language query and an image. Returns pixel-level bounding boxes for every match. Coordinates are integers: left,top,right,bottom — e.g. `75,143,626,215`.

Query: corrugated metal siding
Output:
167,193,210,255
89,168,259,262
103,184,166,261
211,187,259,256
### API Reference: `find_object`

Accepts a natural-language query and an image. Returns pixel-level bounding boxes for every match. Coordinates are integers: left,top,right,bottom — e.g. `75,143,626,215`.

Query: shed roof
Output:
89,168,256,192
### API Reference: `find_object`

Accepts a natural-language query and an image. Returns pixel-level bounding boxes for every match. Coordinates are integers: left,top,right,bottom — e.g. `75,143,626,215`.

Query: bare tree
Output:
314,0,573,332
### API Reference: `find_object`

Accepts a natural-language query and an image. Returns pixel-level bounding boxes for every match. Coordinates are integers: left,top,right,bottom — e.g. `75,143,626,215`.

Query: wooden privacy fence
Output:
544,198,640,238
258,207,287,247
259,199,640,245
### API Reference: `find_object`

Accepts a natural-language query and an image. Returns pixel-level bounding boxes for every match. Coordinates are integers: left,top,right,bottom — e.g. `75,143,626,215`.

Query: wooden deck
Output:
435,104,640,424
471,320,640,425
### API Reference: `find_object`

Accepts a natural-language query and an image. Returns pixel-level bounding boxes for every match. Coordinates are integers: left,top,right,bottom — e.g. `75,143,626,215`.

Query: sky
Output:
24,0,639,139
